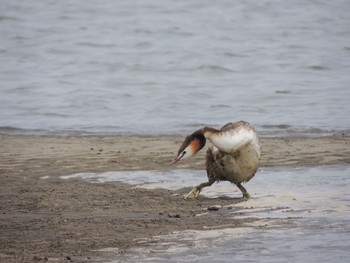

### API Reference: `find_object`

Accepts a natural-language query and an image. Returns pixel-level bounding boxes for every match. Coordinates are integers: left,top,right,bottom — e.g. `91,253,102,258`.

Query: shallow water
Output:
58,165,350,262
1,0,350,136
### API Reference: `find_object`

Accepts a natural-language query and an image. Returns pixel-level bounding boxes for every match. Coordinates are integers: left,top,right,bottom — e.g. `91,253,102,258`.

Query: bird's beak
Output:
169,157,181,165
169,151,185,165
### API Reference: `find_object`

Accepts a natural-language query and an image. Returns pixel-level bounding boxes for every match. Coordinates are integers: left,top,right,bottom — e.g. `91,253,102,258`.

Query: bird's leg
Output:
184,180,215,199
236,183,250,199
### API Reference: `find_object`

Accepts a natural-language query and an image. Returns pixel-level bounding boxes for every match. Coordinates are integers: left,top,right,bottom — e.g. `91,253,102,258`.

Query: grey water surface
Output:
1,0,350,136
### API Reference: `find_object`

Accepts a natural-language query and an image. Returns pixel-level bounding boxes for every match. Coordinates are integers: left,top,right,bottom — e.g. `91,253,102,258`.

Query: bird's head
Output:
169,130,206,165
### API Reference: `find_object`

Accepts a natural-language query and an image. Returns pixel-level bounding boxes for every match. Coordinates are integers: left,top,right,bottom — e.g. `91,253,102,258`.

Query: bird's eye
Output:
183,151,186,154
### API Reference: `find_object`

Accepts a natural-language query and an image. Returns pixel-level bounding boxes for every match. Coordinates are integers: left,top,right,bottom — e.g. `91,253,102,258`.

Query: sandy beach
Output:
1,134,350,262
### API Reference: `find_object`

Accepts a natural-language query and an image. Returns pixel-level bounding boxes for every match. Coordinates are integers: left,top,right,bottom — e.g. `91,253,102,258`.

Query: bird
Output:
170,121,261,199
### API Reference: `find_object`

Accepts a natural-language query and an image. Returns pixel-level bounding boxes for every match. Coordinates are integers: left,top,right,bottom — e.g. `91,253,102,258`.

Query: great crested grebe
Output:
170,121,261,199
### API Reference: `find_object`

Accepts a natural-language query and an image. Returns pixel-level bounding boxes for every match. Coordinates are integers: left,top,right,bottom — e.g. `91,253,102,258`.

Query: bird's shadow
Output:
174,188,245,201
216,195,244,201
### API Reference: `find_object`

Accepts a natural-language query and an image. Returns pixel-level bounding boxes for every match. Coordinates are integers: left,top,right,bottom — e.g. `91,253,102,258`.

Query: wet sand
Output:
0,134,350,262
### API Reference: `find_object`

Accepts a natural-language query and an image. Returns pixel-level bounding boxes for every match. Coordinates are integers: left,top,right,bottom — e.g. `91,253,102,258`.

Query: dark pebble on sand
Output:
168,213,181,218
208,205,221,211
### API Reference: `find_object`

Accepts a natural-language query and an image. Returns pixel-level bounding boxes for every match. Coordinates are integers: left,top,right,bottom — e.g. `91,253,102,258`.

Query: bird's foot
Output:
243,192,250,199
184,187,200,199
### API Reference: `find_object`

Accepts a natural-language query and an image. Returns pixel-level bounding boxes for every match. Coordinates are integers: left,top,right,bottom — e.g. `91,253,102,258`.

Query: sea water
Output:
58,165,350,262
1,0,350,136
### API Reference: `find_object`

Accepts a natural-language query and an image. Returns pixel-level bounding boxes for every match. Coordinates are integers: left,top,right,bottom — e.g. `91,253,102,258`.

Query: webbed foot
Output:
184,187,200,199
237,183,250,199
243,192,250,199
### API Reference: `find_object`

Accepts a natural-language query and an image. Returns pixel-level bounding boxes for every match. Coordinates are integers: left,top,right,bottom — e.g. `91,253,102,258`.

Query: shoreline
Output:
1,124,350,138
0,134,350,261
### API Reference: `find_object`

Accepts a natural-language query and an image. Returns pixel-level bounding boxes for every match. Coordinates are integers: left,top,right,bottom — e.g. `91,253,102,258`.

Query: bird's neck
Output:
202,126,220,140
202,126,234,153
